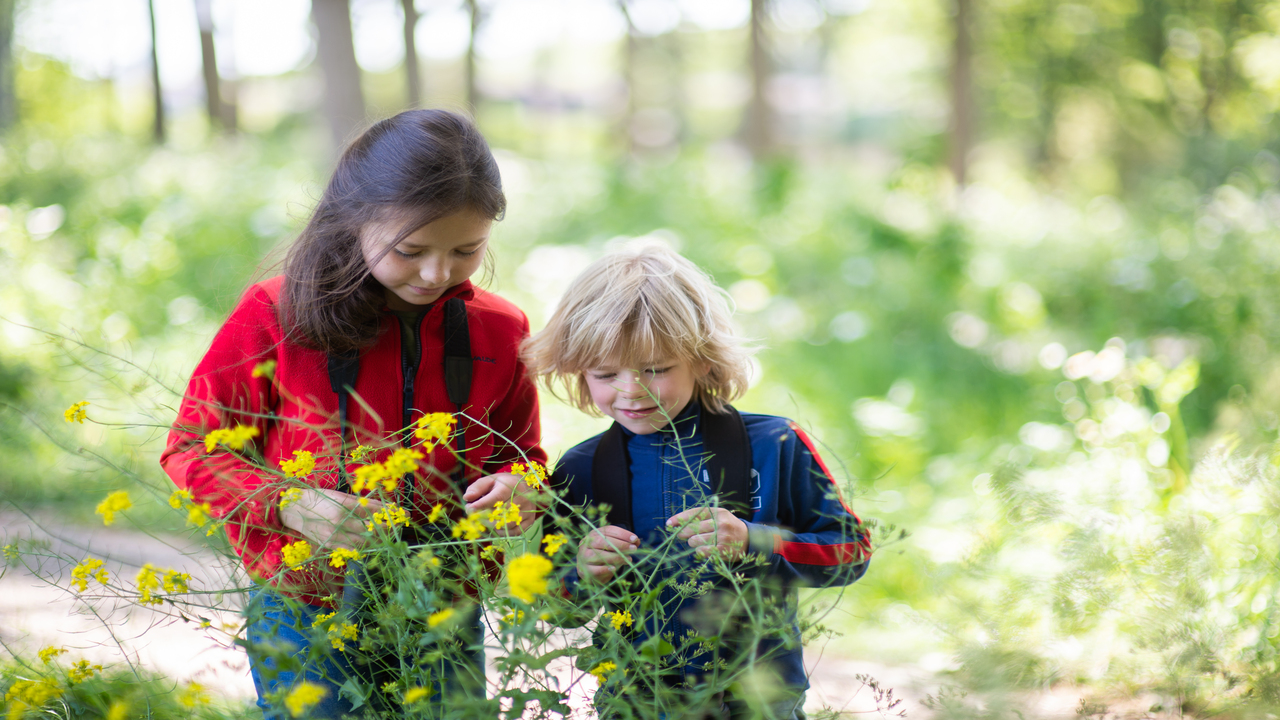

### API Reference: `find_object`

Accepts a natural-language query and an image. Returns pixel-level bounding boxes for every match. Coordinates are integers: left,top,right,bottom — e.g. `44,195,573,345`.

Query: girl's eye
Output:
393,249,421,258
456,248,480,258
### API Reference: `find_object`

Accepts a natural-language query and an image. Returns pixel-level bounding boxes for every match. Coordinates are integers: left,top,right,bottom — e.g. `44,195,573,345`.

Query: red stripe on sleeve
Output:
778,540,869,566
788,422,859,519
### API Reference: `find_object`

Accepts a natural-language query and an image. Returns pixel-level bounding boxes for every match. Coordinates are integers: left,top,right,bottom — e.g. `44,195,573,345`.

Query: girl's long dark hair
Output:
281,109,505,354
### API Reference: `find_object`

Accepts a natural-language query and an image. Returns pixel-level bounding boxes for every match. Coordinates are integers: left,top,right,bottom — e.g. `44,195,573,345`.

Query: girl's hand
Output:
463,472,538,531
667,507,748,559
577,525,640,584
278,488,382,550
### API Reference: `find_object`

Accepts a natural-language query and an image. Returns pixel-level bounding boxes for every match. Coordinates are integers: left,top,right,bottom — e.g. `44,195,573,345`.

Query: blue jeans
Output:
244,590,484,719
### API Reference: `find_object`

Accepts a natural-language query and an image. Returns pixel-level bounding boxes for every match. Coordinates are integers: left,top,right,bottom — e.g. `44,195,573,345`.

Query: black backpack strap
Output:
700,405,753,520
590,423,633,531
328,349,361,493
442,297,472,465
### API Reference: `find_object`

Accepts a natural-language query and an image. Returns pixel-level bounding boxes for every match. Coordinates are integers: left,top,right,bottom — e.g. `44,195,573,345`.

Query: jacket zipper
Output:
401,305,431,447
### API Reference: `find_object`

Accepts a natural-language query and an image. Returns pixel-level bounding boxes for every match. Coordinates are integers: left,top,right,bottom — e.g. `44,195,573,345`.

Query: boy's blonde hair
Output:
522,242,755,415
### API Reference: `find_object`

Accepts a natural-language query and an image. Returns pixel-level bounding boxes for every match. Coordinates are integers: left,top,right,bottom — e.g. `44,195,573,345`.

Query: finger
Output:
597,526,640,545
589,534,638,553
463,476,497,502
675,520,716,540
582,549,628,567
665,507,712,528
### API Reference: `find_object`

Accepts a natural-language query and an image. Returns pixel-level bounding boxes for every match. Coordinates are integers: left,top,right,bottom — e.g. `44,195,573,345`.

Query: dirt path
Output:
1,513,965,717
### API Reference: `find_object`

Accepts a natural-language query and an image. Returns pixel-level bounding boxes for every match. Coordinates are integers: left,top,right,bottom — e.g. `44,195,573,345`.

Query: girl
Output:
160,109,546,718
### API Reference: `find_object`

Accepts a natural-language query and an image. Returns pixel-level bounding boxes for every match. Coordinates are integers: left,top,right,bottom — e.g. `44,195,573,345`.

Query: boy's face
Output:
584,358,701,435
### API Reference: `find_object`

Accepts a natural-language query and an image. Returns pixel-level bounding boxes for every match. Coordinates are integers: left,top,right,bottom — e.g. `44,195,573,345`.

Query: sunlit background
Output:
4,0,1280,716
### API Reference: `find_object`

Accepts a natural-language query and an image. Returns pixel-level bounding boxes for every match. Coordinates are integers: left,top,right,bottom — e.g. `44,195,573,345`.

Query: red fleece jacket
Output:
160,276,546,607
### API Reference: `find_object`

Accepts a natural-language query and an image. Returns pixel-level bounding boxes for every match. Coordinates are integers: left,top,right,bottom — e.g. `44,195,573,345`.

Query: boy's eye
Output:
646,367,672,376
590,372,616,381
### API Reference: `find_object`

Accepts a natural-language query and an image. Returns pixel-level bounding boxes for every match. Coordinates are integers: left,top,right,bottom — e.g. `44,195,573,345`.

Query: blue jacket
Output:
551,402,870,692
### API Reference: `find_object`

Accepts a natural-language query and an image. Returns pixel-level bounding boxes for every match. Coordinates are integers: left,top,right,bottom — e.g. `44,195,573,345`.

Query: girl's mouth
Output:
619,407,658,419
408,285,444,296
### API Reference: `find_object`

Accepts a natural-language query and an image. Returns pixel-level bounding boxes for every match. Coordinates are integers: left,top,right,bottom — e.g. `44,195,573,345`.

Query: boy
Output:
523,243,870,720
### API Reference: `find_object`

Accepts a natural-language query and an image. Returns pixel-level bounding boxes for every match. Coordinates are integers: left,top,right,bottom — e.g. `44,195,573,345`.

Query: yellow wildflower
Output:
106,700,129,720
37,646,65,664
68,659,103,683
382,448,424,480
279,488,304,509
351,444,371,461
541,533,568,555
203,424,260,453
168,489,192,509
450,513,486,541
280,450,316,478
328,622,358,652
251,360,277,379
490,501,522,529
136,564,163,606
329,548,360,568
351,462,391,494
512,461,547,489
427,503,445,523
64,401,90,424
2,543,17,560
507,553,553,603
71,558,110,592
187,502,212,528
589,661,618,683
428,607,455,628
403,686,433,704
5,678,60,716
177,682,211,708
479,544,499,560
162,570,191,594
281,540,312,568
366,504,409,531
414,412,456,451
500,609,525,628
284,682,327,717
95,491,132,526
606,609,634,631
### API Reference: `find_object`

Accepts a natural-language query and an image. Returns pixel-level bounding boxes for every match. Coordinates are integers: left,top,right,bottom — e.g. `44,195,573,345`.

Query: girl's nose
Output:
419,257,448,285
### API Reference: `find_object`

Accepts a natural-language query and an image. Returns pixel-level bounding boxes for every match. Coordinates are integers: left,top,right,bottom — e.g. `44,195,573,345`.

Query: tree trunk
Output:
949,0,973,187
312,0,366,150
147,0,165,143
744,0,772,160
0,0,15,130
194,0,235,133
464,0,481,113
402,0,421,107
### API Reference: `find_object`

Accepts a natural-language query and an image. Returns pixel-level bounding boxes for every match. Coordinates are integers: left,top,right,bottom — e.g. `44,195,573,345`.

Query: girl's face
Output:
361,209,491,312
583,357,703,435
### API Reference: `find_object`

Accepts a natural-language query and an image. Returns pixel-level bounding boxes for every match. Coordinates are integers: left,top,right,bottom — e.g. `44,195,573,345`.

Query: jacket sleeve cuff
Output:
744,521,782,557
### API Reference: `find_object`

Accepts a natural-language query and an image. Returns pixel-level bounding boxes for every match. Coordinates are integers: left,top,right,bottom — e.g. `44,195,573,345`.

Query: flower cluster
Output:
367,504,410,531
95,491,131,526
68,659,103,683
590,661,618,683
279,488,304,509
284,682,327,716
38,646,66,664
352,448,423,495
64,401,89,424
71,558,110,592
177,682,211,708
328,548,361,568
427,502,446,523
134,564,191,605
314,612,360,652
507,553,553,603
489,501,522,529
606,609,634,631
251,360,277,379
414,412,457,451
403,686,433,704
281,540,312,568
280,450,316,478
203,424,260,452
542,533,568,555
428,607,455,628
5,679,60,717
451,513,486,541
511,461,547,489
169,489,215,532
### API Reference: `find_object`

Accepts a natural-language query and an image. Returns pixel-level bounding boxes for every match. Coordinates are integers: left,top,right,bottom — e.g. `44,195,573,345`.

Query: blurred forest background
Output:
3,0,1280,716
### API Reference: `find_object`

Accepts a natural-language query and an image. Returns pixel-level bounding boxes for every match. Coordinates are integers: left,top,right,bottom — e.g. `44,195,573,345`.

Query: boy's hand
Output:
667,507,748,559
577,525,640,584
464,473,538,531
279,488,383,550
